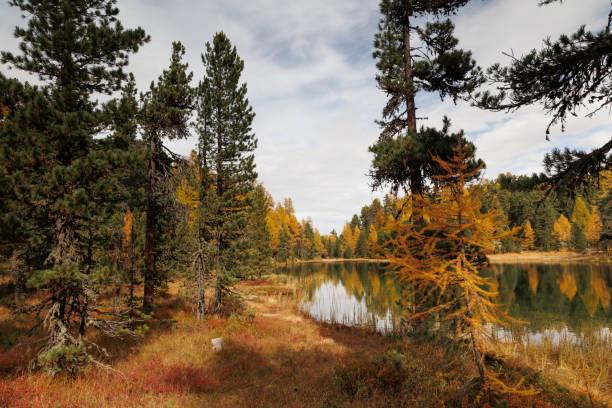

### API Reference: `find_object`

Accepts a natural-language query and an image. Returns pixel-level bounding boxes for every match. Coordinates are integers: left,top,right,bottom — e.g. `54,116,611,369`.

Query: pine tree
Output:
476,2,612,188
141,41,194,310
195,32,257,313
570,222,587,253
247,185,273,276
369,0,484,209
1,0,148,373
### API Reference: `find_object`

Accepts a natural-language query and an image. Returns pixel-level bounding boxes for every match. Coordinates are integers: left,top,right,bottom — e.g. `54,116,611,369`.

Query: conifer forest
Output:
0,0,611,407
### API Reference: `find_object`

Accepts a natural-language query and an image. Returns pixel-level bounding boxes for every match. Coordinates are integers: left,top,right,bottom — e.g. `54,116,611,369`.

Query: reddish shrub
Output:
132,358,218,394
0,347,28,373
244,280,270,286
0,377,34,408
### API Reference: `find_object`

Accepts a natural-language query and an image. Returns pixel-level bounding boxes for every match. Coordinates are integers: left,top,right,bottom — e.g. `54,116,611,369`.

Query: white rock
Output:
211,337,223,352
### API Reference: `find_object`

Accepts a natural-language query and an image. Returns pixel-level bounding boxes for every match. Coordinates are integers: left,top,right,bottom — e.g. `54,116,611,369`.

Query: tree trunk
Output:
143,137,157,311
403,11,417,133
195,243,206,320
403,8,424,222
10,249,25,304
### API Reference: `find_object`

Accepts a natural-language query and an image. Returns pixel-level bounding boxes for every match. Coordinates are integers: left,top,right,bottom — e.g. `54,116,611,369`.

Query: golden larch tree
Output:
571,196,591,232
521,220,535,250
381,142,526,392
585,206,602,246
552,214,571,249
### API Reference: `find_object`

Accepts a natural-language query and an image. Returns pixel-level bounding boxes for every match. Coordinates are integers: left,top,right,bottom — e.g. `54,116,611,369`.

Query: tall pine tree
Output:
140,41,194,310
369,0,484,207
1,0,148,373
195,32,257,314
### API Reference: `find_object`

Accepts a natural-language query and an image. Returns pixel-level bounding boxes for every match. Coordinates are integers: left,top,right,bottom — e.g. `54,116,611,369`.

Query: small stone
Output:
211,337,223,352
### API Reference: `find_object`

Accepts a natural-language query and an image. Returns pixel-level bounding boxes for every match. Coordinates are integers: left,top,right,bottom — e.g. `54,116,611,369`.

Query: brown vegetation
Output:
0,278,605,407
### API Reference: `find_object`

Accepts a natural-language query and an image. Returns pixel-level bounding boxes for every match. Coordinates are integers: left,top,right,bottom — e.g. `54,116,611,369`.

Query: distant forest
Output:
264,169,611,262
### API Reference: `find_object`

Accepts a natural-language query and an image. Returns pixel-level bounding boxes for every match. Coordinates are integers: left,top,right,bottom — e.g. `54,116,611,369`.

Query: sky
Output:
0,0,610,234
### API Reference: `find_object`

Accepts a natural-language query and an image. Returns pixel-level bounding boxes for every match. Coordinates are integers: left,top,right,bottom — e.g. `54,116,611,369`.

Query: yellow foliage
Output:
0,103,8,118
552,215,571,249
522,220,535,250
526,265,538,294
176,181,199,227
351,226,360,251
571,196,591,232
556,267,577,300
340,222,354,253
586,206,602,245
591,269,610,311
122,209,133,249
381,142,529,393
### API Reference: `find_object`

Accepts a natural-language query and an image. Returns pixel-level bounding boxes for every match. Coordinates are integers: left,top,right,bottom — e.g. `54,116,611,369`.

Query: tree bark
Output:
403,10,417,133
143,137,157,311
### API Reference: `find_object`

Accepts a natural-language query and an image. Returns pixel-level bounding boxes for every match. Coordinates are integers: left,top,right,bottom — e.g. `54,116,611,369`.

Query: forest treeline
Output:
330,169,611,259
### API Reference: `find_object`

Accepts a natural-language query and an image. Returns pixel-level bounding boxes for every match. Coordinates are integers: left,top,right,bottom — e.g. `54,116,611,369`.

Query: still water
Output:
275,261,612,343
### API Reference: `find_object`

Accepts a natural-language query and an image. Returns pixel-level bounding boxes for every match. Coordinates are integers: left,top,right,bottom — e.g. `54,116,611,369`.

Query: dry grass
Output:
489,326,612,406
488,251,612,264
0,278,605,408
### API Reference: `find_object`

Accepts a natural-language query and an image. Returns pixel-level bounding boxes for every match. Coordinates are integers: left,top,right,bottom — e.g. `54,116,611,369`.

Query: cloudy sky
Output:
1,0,610,234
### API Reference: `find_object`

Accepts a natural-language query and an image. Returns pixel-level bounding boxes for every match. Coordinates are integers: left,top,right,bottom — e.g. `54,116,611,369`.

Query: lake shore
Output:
487,250,611,264
275,257,388,266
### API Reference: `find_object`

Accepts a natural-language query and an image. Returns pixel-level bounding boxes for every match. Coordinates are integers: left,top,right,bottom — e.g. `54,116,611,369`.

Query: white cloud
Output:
0,0,609,233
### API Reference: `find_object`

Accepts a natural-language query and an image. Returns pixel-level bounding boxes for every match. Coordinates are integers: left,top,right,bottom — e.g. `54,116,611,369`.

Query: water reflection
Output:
489,263,612,332
276,261,612,342
279,262,402,333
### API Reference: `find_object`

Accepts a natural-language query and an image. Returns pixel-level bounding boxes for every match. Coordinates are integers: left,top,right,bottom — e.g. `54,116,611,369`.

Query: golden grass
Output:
0,278,606,408
488,251,612,264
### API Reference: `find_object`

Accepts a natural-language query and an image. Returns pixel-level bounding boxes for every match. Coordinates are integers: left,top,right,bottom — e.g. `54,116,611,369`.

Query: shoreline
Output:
275,251,611,268
487,250,611,264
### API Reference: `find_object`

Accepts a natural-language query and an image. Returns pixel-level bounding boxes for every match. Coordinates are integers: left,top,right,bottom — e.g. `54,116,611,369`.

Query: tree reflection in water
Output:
277,262,612,344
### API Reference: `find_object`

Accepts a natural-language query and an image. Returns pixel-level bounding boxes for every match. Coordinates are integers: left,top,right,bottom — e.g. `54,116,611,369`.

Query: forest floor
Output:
488,251,611,264
0,277,608,408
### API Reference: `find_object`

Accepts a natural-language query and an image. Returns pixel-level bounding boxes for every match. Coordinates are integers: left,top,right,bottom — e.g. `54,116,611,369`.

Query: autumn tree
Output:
571,196,591,232
195,32,257,313
552,214,572,249
521,220,535,250
382,142,524,392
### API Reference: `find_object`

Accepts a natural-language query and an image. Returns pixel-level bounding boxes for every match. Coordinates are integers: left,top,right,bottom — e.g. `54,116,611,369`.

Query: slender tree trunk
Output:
403,10,417,133
403,8,425,223
10,248,24,304
144,137,157,311
195,240,206,320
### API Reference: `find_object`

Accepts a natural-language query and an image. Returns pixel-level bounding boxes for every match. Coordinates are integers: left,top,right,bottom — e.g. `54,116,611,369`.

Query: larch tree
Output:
381,141,526,392
195,32,257,314
0,0,149,373
571,196,591,233
369,0,484,215
552,214,572,249
522,220,536,250
585,206,602,247
140,41,194,311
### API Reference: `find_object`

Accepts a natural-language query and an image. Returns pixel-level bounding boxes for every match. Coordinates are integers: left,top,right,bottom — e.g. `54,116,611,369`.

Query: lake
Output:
275,261,612,344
